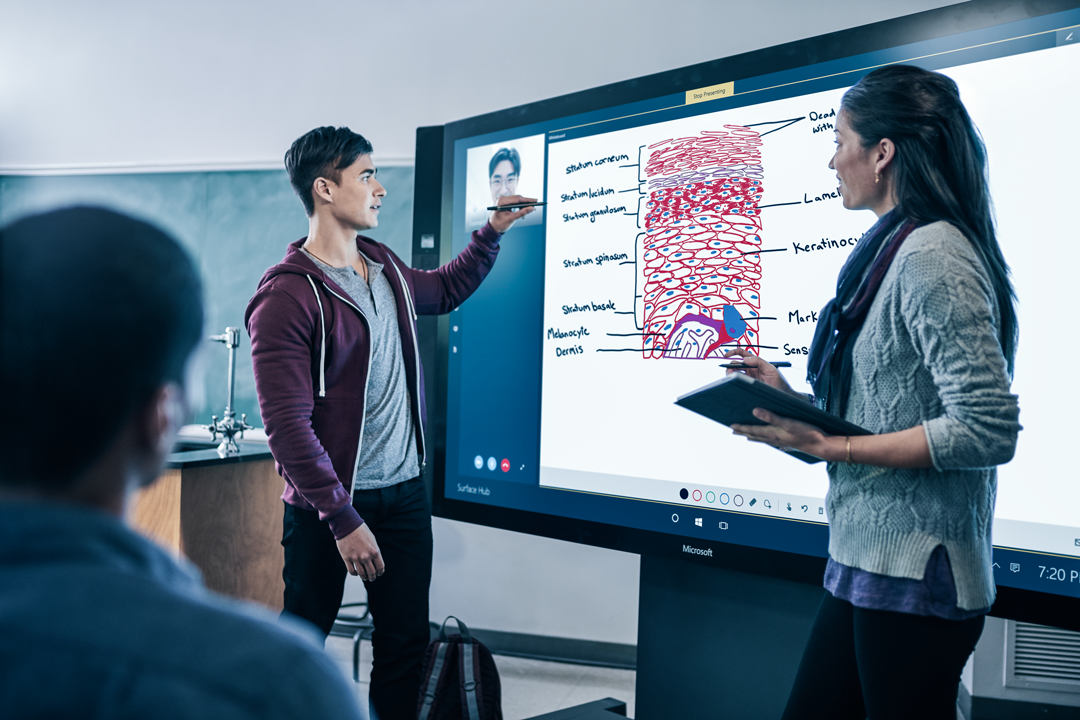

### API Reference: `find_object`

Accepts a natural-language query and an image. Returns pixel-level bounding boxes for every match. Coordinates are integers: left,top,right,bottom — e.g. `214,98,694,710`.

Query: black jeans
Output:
782,592,984,720
282,478,433,720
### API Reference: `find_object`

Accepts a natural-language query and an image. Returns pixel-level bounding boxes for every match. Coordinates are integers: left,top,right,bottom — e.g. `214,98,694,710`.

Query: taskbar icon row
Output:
675,486,827,520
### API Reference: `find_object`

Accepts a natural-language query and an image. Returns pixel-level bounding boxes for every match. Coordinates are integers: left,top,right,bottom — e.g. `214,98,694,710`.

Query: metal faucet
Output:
204,327,252,457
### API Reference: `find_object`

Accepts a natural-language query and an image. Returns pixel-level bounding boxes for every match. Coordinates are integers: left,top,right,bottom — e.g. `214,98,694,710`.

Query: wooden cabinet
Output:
129,455,285,611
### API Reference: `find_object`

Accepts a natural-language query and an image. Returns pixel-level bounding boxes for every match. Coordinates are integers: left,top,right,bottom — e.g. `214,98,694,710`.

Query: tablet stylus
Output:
721,361,793,369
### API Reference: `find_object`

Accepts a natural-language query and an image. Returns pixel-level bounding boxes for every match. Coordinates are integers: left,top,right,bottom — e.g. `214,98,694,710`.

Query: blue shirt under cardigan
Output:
0,501,364,720
825,547,987,620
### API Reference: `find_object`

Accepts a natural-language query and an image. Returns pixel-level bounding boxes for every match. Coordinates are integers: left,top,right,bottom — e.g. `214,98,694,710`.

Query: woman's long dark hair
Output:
841,65,1018,372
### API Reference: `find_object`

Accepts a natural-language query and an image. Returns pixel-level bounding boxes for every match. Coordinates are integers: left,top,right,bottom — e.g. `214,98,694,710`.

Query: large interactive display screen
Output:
428,0,1080,619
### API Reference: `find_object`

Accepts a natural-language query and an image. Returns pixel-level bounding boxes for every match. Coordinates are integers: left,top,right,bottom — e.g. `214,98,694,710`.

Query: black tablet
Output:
675,373,870,464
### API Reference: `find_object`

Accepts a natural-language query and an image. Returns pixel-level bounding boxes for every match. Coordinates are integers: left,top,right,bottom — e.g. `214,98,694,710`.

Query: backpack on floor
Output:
417,616,502,720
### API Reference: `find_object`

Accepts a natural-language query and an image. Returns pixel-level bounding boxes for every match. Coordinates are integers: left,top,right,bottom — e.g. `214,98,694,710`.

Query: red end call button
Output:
500,459,510,472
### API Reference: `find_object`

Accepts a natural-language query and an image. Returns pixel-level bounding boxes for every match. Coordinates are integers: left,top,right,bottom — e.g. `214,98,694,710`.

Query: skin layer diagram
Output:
637,127,764,359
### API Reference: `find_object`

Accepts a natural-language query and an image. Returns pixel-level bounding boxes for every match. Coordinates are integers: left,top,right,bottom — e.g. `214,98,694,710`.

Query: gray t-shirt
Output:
304,248,419,491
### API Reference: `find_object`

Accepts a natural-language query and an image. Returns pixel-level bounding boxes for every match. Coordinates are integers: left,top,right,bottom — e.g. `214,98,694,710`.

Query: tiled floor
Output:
325,636,636,720
324,637,974,719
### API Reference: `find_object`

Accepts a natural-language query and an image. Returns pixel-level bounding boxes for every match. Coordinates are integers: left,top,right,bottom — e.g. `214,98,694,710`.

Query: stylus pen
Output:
486,201,548,211
721,361,793,369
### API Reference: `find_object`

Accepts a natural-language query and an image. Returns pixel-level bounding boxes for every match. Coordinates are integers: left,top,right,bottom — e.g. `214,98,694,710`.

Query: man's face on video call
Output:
489,159,518,202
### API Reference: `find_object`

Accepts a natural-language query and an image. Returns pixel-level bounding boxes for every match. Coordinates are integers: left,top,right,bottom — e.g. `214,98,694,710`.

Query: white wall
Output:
4,0,962,644
341,520,642,644
430,519,641,643
1,0,959,172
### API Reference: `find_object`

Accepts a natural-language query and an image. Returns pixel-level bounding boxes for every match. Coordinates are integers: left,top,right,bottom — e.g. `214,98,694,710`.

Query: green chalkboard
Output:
0,167,416,427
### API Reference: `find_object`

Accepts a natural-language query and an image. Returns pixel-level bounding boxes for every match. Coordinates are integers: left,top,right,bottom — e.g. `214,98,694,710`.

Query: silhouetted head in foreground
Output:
0,207,203,512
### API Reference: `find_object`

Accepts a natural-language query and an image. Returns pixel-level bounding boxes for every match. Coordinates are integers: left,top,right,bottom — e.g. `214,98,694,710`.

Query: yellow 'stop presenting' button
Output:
686,82,734,105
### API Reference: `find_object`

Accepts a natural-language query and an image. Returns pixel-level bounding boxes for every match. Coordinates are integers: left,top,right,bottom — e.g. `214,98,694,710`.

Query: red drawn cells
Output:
641,127,764,359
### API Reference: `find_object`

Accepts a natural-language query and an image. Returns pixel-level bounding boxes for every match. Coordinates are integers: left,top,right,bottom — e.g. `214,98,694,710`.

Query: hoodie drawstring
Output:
306,275,327,397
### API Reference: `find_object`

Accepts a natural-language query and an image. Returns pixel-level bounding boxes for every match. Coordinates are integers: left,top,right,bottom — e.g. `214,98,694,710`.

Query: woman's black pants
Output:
782,592,985,720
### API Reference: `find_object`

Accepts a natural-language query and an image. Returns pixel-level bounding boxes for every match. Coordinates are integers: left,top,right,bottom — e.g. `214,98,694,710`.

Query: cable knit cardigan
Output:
826,221,1020,611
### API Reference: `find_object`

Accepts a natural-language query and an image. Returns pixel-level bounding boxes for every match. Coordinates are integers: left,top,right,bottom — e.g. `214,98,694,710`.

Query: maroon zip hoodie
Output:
245,224,501,540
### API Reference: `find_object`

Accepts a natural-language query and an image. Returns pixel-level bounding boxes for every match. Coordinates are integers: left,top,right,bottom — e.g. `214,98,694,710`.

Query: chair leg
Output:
352,627,364,683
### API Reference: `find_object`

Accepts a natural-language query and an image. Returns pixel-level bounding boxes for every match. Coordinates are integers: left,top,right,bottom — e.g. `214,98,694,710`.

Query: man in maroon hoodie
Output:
246,126,533,720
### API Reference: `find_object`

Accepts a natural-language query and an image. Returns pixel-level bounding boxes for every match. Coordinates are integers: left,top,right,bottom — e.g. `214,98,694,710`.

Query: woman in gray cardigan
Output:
727,65,1020,719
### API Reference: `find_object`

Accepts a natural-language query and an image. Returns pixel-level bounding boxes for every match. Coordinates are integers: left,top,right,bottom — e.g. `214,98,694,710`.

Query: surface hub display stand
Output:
528,555,824,720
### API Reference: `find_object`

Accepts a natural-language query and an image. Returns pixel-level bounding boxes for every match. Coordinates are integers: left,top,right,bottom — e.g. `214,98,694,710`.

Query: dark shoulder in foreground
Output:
0,504,363,720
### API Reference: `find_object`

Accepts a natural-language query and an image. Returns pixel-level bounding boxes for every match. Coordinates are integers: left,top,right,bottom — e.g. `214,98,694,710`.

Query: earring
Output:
875,172,881,184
